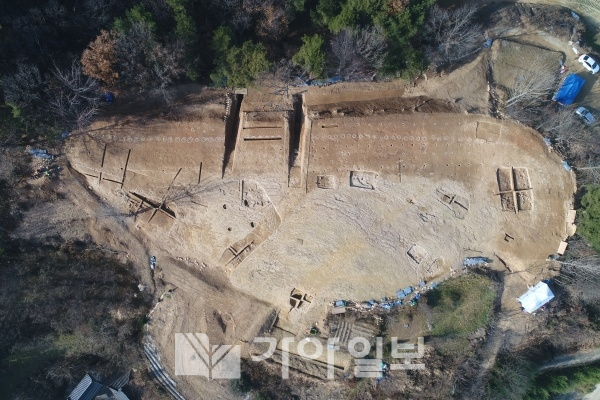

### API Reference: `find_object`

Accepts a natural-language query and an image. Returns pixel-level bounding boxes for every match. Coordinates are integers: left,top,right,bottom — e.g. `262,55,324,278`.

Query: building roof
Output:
68,373,130,400
518,282,555,313
101,371,131,391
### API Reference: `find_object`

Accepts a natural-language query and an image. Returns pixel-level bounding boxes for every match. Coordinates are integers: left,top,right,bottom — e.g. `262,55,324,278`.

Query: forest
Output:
0,0,469,144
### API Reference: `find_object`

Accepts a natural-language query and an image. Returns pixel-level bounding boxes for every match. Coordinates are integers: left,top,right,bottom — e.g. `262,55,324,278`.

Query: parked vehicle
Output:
576,107,596,125
578,54,600,74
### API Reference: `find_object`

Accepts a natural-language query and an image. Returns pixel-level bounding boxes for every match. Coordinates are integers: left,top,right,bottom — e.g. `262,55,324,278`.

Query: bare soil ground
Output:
406,52,491,115
62,68,576,398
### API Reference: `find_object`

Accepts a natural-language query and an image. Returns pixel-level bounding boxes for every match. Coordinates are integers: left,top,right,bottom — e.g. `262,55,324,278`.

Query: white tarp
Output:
518,282,555,313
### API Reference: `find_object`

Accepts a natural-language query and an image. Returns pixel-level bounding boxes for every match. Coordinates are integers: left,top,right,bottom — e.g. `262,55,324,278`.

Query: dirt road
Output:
468,0,600,28
538,347,600,372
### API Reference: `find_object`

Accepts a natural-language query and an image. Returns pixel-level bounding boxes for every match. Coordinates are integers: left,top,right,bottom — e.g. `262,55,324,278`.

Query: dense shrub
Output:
210,26,270,88
578,186,600,252
292,34,326,78
525,363,600,400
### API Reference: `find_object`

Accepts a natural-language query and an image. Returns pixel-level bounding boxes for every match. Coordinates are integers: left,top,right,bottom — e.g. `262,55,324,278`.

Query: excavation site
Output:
66,79,576,397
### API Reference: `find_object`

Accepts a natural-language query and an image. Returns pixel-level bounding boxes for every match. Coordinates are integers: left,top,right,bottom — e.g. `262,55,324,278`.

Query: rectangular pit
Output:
316,175,337,189
513,167,531,190
497,168,513,192
500,192,516,212
350,171,378,190
517,191,533,211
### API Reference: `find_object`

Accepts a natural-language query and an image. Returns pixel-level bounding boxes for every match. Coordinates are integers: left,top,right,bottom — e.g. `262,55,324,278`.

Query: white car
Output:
576,107,596,125
578,54,600,74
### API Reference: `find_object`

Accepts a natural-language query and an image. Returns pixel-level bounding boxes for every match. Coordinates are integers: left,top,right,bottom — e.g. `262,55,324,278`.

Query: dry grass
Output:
493,40,562,99
424,273,496,355
382,273,496,358
426,273,496,336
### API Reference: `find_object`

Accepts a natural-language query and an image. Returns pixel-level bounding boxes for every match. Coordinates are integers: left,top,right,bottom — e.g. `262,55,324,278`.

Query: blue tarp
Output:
553,74,585,105
28,149,52,159
463,257,492,267
396,286,414,298
301,76,343,87
101,92,114,103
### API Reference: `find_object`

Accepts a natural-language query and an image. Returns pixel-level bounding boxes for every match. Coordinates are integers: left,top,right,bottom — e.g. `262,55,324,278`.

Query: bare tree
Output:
73,0,118,33
215,0,292,38
330,26,387,80
485,352,534,400
258,59,304,96
115,22,184,102
1,63,45,112
535,105,585,142
47,61,100,130
149,40,185,104
249,0,291,40
226,0,253,33
503,55,558,113
115,22,156,88
530,104,600,165
424,4,483,66
555,256,600,303
330,29,355,77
